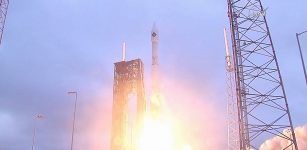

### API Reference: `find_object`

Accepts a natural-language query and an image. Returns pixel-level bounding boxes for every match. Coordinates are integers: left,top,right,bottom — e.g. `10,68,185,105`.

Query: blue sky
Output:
0,0,306,149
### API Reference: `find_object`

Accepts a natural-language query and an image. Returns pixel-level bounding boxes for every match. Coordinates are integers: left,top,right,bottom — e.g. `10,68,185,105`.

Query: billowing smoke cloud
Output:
260,125,307,150
157,73,227,150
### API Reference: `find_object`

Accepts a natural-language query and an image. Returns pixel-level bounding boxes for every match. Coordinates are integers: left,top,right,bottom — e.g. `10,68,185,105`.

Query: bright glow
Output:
182,144,192,150
137,88,195,150
138,115,175,150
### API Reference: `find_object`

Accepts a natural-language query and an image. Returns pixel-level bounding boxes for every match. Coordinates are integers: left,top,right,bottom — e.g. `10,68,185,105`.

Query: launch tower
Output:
111,56,146,150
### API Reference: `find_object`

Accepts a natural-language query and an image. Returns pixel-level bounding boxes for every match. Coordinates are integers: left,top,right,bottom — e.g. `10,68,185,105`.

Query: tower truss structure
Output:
226,0,298,149
111,59,146,150
0,0,8,45
225,28,240,150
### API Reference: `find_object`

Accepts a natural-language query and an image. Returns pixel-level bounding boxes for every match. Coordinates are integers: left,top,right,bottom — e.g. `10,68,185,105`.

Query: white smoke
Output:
260,125,307,150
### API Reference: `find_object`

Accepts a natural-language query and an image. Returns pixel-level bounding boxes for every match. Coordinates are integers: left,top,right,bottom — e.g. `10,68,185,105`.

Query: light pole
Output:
296,30,307,85
32,114,43,150
67,91,78,150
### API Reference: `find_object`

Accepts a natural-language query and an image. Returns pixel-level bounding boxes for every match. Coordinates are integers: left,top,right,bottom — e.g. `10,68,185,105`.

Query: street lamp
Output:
296,30,307,85
67,91,78,150
32,114,43,150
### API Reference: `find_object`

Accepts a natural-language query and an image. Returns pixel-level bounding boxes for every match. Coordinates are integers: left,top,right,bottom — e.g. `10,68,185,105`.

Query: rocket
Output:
151,24,159,93
150,24,161,117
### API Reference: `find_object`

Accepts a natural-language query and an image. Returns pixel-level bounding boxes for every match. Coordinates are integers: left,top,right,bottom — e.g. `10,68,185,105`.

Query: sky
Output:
0,0,307,150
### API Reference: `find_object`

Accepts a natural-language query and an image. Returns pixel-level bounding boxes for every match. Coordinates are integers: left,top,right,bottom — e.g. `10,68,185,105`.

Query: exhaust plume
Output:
260,124,307,150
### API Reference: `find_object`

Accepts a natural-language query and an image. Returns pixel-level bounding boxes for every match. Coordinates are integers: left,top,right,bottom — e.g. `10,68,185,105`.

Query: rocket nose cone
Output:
151,23,159,41
152,23,158,34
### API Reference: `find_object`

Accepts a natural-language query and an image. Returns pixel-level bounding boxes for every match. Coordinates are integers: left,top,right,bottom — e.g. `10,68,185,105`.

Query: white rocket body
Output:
151,24,161,116
151,25,159,93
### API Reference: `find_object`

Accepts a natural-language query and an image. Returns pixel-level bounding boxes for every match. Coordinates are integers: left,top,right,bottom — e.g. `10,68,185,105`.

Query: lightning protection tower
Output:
0,0,8,45
226,0,298,149
224,28,240,150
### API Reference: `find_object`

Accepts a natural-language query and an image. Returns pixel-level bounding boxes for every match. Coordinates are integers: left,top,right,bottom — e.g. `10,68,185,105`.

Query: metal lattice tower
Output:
0,0,8,45
224,28,240,150
226,0,298,149
111,59,146,150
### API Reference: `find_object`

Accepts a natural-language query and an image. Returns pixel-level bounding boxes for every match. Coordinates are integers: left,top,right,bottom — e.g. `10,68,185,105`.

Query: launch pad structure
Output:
111,59,146,150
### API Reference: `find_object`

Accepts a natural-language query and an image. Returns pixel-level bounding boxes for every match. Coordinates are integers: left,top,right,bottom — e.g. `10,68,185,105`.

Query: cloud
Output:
260,125,307,150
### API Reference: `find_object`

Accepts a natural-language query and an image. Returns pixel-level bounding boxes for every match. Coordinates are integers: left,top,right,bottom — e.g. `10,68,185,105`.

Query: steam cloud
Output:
260,125,307,150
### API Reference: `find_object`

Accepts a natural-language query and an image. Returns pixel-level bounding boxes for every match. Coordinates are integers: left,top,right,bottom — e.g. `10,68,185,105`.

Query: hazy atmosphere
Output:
0,0,307,150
